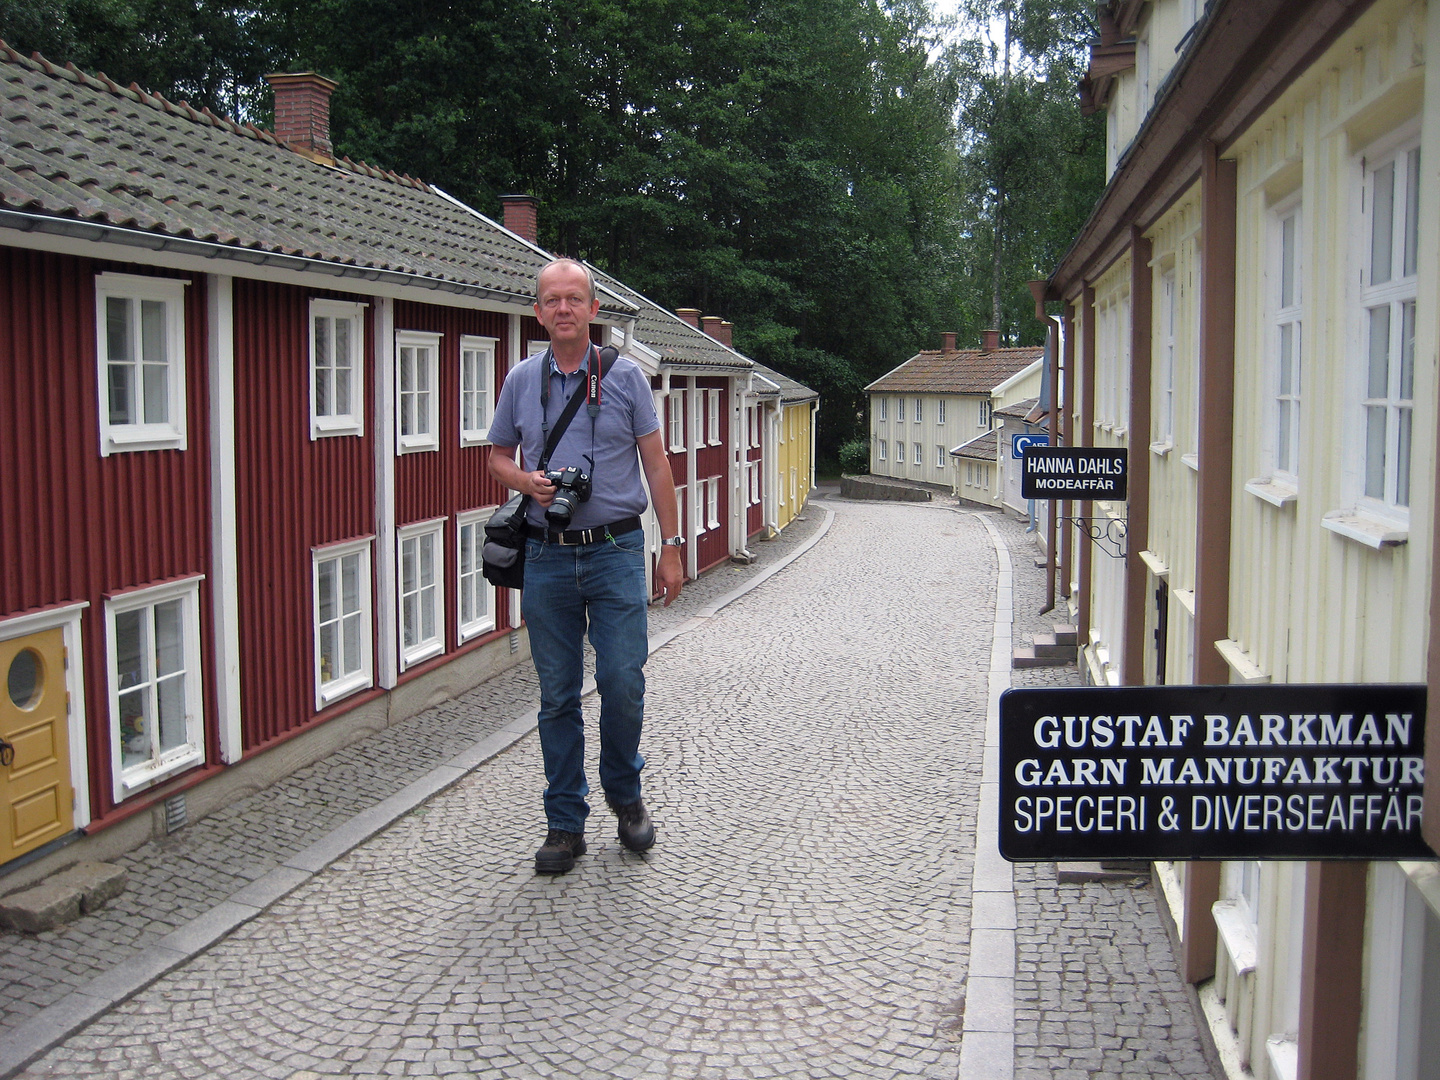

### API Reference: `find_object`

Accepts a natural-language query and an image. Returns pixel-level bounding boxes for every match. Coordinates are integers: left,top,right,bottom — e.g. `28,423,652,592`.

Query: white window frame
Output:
878,397,887,421
397,518,446,668
1355,137,1420,517
668,393,686,452
747,460,761,505
707,389,722,445
396,331,442,454
459,335,498,446
936,445,946,469
705,476,721,529
1270,198,1303,485
693,480,707,534
914,398,923,423
913,441,923,466
312,537,374,709
95,272,189,456
692,388,706,448
878,439,887,461
896,397,905,423
105,575,205,798
456,508,497,642
310,298,366,440
937,398,947,425
980,398,993,429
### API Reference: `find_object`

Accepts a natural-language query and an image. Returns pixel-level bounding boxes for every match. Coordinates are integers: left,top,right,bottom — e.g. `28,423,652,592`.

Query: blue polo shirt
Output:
487,347,661,531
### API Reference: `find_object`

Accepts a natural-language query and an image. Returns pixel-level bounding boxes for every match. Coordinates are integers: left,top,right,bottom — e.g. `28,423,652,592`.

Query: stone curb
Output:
0,506,836,1080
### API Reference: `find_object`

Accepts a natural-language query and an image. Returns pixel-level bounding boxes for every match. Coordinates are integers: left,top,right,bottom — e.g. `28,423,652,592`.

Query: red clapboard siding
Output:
0,247,215,819
693,379,730,575
232,279,375,751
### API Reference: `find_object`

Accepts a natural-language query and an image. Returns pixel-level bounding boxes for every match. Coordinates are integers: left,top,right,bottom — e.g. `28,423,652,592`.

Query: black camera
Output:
544,466,592,527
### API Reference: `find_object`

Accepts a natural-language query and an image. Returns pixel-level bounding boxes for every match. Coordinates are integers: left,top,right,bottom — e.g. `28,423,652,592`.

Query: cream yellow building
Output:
866,331,1042,498
753,363,819,532
1046,2,1440,1079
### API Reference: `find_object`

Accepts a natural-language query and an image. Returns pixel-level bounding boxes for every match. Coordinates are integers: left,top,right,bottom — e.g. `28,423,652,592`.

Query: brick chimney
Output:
941,332,956,352
499,195,539,244
718,320,734,347
265,73,338,161
982,329,1001,352
702,316,723,340
676,308,701,329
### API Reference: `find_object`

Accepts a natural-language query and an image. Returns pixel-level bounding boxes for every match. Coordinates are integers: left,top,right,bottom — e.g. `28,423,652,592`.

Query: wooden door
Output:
1,628,74,863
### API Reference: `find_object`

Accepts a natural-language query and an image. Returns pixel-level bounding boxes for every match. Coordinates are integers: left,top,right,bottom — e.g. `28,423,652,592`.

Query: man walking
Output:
487,258,685,874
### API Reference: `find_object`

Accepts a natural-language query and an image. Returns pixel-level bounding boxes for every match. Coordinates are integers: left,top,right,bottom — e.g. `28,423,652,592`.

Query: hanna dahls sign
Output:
998,684,1434,861
1020,447,1127,500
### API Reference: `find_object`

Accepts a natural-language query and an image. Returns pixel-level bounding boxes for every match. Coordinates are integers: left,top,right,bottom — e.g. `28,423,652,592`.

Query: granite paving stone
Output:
0,491,1221,1079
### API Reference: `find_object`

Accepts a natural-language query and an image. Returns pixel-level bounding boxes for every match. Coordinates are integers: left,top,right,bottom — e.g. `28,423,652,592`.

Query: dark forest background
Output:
0,0,1105,462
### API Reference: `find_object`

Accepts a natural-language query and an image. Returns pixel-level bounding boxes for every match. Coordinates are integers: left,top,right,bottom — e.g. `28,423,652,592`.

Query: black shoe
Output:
535,829,586,874
607,798,655,853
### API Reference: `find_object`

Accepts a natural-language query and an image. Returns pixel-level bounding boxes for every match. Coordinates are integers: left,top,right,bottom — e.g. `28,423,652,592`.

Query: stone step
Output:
1050,624,1078,646
1012,646,1073,669
1029,633,1075,659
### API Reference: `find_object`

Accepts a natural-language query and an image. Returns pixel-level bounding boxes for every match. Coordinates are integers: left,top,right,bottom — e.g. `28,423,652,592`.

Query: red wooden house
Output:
0,53,655,873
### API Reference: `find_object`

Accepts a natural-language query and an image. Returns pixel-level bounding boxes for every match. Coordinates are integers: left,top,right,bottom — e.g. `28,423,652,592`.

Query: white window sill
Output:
1150,441,1173,457
103,425,187,456
120,746,205,795
1181,452,1198,472
1320,509,1408,548
312,416,364,440
401,640,444,670
1112,426,1127,438
458,618,496,644
398,437,439,455
1214,638,1270,683
1245,477,1298,507
1211,898,1258,975
1172,588,1196,616
1266,1037,1297,1080
318,670,371,708
1139,549,1169,579
708,439,723,447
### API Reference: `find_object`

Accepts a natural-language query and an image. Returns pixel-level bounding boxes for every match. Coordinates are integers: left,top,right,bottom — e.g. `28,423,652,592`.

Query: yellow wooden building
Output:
1042,2,1440,1078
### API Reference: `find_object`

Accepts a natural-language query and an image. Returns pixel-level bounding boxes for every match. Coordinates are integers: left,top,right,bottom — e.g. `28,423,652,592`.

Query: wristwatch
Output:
661,536,685,547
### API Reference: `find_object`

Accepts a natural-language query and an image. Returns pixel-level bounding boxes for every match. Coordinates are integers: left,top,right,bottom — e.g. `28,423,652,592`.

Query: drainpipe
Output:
1029,280,1061,617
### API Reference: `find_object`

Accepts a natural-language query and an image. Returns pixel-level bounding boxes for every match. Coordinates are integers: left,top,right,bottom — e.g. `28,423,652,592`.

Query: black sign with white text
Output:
999,684,1435,861
1020,447,1127,500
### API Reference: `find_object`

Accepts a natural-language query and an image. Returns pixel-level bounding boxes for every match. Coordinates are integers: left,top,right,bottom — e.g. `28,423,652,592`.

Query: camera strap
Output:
537,344,618,472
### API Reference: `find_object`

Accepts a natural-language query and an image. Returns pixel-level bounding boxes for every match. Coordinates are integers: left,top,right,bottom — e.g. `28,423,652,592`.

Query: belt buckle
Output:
555,530,579,546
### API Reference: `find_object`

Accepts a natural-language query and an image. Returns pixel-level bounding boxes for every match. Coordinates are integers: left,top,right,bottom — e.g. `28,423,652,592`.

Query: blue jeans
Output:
522,528,650,833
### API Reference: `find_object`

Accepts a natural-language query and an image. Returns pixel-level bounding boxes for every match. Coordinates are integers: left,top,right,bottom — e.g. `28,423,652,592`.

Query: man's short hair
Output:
537,258,596,303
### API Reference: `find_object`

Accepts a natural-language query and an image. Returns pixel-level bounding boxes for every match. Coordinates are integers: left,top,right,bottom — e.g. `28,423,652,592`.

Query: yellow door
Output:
1,628,74,863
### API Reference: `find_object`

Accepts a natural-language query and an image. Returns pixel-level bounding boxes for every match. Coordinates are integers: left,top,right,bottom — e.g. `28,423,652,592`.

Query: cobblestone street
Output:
2,493,1220,1079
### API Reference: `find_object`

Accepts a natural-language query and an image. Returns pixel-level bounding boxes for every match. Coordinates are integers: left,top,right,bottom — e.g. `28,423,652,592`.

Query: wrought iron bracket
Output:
1061,515,1128,560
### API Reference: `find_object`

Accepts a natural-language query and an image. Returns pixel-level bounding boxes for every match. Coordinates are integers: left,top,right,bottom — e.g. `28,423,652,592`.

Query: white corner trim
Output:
1214,639,1270,683
1210,898,1259,976
207,274,244,765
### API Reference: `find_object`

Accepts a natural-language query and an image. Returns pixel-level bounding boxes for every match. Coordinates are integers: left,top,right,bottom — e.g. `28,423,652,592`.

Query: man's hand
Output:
656,547,684,606
524,471,557,507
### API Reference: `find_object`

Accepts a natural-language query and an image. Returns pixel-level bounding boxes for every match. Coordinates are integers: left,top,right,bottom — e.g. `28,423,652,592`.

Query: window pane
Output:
421,585,435,641
1278,401,1292,473
419,535,434,585
115,609,146,689
1279,324,1293,395
108,363,134,426
1280,214,1296,309
342,612,361,675
318,559,336,623
417,391,430,435
319,621,337,684
142,359,169,425
1400,301,1416,401
403,595,417,648
334,318,350,369
1368,307,1391,399
154,599,185,676
1404,148,1420,278
400,350,413,392
335,367,350,415
118,688,150,768
1397,406,1412,508
401,539,416,593
1371,160,1395,286
416,352,430,392
157,673,186,752
316,365,331,416
134,300,170,424
341,554,360,614
1366,405,1387,499
314,316,331,372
